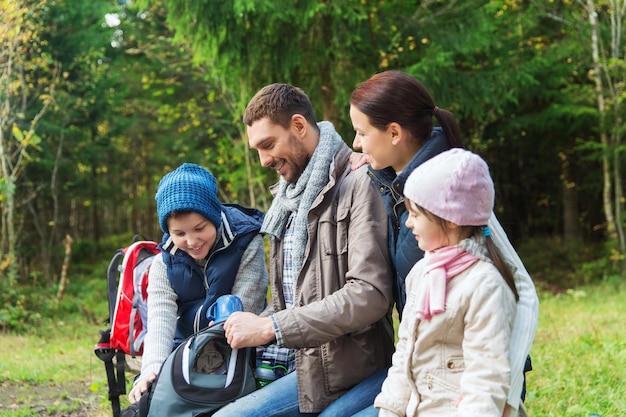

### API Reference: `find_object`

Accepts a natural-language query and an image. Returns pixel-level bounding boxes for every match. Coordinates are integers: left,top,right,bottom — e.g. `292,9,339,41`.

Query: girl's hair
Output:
406,200,519,301
350,70,464,148
482,230,519,301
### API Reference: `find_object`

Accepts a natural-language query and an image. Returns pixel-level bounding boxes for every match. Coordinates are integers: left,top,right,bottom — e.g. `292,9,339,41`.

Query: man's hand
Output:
350,152,369,171
223,312,275,349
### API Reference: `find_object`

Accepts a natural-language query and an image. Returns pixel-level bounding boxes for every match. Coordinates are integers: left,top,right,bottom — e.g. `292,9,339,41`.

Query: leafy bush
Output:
0,282,45,333
72,232,136,265
517,237,612,290
0,255,110,333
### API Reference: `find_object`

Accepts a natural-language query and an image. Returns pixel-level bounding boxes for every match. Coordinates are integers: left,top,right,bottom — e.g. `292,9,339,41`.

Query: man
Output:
214,83,395,416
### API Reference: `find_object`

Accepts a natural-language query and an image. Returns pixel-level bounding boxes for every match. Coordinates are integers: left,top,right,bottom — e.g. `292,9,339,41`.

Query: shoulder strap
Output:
106,249,125,324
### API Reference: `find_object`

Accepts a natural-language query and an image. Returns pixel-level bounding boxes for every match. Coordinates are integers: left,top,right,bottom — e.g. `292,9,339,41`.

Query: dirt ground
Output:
0,380,106,416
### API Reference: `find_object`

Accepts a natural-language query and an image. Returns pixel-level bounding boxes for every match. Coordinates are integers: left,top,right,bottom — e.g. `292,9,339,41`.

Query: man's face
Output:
247,117,310,183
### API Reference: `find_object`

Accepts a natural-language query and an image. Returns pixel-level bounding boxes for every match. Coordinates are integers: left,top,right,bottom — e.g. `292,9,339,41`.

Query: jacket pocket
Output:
415,371,461,412
444,355,465,373
318,203,349,258
322,331,379,395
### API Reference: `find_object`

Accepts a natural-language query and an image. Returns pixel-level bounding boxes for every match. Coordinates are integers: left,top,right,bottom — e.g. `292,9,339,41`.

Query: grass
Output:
0,280,625,416
524,283,626,416
0,319,115,416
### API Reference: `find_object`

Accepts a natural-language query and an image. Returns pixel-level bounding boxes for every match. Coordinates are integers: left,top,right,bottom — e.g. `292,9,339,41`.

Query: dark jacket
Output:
160,204,264,343
367,127,450,318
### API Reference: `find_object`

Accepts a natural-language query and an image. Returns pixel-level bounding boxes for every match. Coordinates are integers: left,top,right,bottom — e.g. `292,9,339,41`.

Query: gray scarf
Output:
459,232,517,274
261,121,345,274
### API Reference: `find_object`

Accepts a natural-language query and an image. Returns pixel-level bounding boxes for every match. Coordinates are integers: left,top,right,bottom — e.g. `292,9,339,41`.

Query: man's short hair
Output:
243,83,318,130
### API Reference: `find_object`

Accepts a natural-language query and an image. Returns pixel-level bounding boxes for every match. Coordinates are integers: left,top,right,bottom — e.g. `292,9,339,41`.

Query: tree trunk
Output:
56,234,73,299
612,138,626,265
44,124,65,282
586,0,618,242
319,11,338,126
561,152,581,241
607,0,626,267
90,125,101,242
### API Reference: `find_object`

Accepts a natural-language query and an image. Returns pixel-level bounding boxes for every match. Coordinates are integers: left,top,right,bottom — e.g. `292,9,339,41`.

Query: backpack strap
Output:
94,329,127,417
106,249,125,324
129,306,140,357
112,350,127,417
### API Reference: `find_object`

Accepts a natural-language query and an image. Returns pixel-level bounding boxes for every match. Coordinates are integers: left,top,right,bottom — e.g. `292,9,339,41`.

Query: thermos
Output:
255,361,277,388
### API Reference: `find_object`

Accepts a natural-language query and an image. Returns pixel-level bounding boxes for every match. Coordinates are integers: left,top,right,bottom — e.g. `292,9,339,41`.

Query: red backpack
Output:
95,236,160,417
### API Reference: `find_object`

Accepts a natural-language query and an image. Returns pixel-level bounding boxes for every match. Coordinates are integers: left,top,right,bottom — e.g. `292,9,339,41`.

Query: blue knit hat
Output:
155,163,223,233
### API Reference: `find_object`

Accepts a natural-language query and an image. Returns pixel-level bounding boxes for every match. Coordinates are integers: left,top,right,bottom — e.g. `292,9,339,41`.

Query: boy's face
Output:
247,117,310,183
168,212,218,260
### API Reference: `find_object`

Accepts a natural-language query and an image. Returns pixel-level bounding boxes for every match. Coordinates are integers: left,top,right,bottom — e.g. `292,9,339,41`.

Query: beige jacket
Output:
264,144,395,413
375,258,517,417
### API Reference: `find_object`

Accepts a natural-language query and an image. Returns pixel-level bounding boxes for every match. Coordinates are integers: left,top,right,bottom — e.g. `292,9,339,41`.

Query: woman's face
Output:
168,212,218,260
349,105,396,171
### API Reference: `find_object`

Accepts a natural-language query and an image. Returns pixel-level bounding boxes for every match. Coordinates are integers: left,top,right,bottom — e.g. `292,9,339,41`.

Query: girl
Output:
374,148,520,416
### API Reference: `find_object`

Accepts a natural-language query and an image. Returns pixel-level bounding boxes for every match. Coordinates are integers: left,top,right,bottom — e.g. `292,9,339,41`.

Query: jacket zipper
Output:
192,235,230,333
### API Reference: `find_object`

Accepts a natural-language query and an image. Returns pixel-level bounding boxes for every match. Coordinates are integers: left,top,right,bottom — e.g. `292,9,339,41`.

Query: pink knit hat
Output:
404,148,494,226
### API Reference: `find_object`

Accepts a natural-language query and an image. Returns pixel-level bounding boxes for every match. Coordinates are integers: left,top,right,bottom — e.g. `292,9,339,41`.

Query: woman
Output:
320,71,537,417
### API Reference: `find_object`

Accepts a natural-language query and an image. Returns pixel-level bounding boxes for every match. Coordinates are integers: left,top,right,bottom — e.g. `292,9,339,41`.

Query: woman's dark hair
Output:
351,70,464,148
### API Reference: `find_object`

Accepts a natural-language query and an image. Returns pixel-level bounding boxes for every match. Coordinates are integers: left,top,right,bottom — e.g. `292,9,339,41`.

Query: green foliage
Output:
72,233,136,266
135,0,395,129
3,0,625,325
0,178,16,201
18,0,271,277
0,283,43,333
0,251,110,332
517,236,617,290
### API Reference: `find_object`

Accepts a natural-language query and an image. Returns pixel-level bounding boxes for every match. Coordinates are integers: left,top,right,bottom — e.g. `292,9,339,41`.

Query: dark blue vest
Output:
159,204,264,345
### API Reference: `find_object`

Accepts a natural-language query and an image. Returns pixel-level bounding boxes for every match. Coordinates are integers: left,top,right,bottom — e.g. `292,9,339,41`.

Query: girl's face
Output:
349,105,396,171
168,212,218,260
405,200,453,252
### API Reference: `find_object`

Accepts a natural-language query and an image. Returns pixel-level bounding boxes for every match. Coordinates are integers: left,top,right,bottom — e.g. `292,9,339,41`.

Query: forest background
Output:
2,0,626,324
3,0,626,307
1,0,626,416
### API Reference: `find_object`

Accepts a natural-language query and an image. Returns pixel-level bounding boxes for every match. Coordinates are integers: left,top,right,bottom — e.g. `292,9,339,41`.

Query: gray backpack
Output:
140,297,256,417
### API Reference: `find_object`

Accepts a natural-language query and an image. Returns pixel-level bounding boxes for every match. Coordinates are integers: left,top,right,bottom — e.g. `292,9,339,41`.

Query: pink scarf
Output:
416,246,479,320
